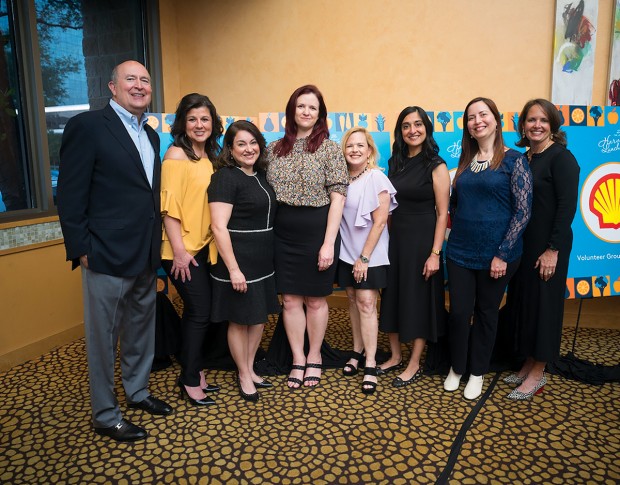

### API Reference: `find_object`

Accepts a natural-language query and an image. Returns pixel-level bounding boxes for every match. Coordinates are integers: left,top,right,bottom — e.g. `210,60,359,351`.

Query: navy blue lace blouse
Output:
446,148,532,269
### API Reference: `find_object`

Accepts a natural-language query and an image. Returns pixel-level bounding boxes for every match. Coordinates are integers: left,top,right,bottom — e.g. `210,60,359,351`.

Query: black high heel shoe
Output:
254,379,274,389
343,350,365,376
177,381,216,407
203,383,221,393
361,367,378,395
238,378,259,402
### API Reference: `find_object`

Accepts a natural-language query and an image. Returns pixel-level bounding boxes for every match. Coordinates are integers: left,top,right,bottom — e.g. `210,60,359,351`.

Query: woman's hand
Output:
490,256,507,279
423,253,440,281
318,243,334,271
535,249,559,281
352,259,368,283
230,268,248,293
171,251,198,282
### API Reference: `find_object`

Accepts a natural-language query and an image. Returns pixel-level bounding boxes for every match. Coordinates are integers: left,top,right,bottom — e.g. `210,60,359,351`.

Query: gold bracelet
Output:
431,249,441,256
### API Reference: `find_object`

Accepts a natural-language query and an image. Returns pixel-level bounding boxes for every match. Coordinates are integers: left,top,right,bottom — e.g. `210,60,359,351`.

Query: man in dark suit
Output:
57,60,173,442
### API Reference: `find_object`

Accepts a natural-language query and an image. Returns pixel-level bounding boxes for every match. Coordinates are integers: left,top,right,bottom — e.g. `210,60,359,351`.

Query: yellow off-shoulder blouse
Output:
160,157,217,262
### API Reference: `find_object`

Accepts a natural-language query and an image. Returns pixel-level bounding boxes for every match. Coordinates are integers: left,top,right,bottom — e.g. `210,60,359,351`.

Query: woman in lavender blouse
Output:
337,127,397,394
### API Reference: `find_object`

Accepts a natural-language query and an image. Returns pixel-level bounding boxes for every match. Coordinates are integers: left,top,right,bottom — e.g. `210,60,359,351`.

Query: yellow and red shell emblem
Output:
589,173,620,229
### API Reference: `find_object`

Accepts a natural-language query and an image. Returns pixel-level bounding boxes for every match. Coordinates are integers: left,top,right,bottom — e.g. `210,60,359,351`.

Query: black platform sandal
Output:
303,362,322,387
287,364,305,389
342,350,365,376
361,367,378,395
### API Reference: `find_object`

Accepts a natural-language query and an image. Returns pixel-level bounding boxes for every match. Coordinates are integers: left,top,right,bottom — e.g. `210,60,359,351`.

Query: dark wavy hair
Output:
516,98,567,148
455,97,505,181
388,106,439,176
273,84,329,157
215,120,268,171
170,93,223,161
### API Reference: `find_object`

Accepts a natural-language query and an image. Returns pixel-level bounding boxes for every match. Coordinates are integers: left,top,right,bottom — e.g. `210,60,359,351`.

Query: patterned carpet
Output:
1,305,619,484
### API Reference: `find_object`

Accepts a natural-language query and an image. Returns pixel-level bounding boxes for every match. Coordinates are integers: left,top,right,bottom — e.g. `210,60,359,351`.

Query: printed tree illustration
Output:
589,106,602,126
437,111,451,132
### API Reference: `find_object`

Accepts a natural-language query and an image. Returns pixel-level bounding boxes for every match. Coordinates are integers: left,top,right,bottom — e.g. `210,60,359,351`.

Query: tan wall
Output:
0,242,84,371
159,0,614,115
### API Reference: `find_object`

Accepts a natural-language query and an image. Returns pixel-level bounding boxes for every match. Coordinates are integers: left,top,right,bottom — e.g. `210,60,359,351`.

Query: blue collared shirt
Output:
109,99,155,187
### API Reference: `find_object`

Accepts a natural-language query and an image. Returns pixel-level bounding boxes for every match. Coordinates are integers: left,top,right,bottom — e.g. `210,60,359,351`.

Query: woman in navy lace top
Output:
444,97,532,400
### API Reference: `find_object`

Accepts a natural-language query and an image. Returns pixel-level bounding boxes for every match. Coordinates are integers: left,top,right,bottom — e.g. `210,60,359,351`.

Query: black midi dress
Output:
379,153,447,343
505,143,580,361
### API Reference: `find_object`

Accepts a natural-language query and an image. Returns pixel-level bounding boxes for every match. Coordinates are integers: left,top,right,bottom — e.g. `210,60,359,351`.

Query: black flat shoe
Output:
392,368,423,388
361,367,378,395
203,383,221,393
177,381,216,407
94,419,147,442
254,379,274,389
127,395,174,415
376,360,403,376
342,350,365,376
238,379,259,402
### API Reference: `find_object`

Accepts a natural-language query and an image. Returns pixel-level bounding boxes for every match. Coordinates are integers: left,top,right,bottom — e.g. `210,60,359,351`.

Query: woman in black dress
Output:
504,99,580,400
209,121,281,402
378,106,450,387
266,85,348,388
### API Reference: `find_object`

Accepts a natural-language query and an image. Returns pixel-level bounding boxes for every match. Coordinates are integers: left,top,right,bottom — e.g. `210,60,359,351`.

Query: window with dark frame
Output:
0,0,152,216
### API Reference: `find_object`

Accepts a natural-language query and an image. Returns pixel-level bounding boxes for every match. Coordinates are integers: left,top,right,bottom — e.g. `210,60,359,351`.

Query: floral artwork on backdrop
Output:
552,0,599,105
607,0,620,105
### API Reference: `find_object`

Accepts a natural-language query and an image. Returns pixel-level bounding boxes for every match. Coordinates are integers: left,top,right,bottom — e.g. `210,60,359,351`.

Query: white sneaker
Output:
443,367,462,391
464,374,484,400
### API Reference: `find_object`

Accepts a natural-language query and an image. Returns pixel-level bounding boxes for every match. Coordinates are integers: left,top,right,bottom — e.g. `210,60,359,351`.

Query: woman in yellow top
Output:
161,93,222,407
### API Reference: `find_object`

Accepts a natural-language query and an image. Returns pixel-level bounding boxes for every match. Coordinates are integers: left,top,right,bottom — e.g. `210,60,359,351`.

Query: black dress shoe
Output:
94,419,147,442
238,378,259,402
203,383,221,393
392,368,424,388
376,360,403,376
178,381,216,407
127,395,173,415
254,379,274,389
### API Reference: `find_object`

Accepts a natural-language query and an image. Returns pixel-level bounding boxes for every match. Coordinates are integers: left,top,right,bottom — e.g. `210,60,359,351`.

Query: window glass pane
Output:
35,0,145,206
0,0,31,212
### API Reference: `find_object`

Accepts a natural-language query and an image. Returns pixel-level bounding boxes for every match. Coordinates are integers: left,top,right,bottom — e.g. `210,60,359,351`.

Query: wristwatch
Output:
431,248,441,256
360,254,370,263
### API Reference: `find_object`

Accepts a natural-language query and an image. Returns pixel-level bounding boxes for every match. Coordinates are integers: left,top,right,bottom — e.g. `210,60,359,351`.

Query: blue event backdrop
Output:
148,106,620,299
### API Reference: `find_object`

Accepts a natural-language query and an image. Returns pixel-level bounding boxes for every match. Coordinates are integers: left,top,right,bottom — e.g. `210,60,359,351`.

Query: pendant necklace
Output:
470,154,490,173
527,139,553,162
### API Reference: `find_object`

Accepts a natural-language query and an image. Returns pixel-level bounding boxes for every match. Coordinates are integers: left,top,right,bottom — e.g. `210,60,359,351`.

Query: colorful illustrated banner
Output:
149,105,620,299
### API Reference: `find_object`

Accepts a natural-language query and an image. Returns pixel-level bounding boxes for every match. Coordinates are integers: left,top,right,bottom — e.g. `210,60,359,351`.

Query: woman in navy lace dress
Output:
444,97,532,400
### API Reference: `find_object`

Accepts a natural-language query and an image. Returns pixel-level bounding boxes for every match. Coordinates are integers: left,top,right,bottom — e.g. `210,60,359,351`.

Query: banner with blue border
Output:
148,106,620,299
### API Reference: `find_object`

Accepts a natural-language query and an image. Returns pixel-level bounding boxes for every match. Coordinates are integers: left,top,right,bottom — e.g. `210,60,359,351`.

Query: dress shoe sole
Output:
94,428,147,442
127,403,173,416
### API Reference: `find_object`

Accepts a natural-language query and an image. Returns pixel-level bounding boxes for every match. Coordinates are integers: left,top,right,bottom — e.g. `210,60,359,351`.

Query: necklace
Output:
527,139,553,161
470,154,490,173
349,166,368,182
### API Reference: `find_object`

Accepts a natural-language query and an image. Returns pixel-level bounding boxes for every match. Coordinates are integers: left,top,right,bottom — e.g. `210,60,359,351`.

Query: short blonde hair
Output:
341,126,380,170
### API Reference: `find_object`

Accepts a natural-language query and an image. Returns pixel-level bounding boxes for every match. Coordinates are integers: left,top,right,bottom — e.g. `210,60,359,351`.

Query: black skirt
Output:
336,261,388,290
274,204,339,297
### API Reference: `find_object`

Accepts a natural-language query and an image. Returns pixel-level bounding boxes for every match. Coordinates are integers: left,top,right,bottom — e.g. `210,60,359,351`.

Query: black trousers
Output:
161,246,211,387
447,258,520,376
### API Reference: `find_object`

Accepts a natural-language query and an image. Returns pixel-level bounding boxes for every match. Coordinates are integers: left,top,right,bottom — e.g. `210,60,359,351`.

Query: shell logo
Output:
581,162,620,242
589,174,620,229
